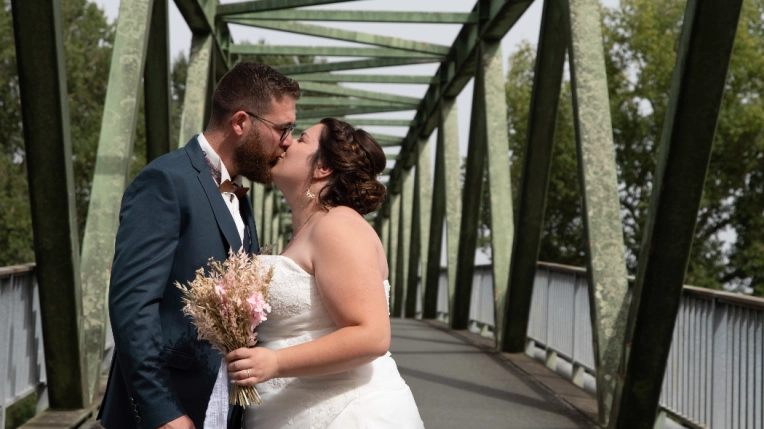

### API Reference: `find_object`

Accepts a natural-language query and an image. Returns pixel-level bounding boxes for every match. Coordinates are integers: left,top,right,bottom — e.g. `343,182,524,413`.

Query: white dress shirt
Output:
197,133,245,243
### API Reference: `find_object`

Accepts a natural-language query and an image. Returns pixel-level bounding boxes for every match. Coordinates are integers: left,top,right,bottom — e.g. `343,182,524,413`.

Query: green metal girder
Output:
229,20,451,55
296,96,416,108
217,0,351,16
369,133,405,145
415,138,432,315
348,119,416,127
376,0,532,217
566,0,630,423
611,0,744,427
251,182,266,246
451,57,490,330
173,0,231,71
422,101,451,319
294,73,434,84
382,168,392,176
503,0,567,352
297,82,421,106
405,170,421,319
179,34,214,146
11,0,87,409
80,0,154,402
224,10,477,23
231,44,443,59
385,153,400,161
296,105,414,121
278,58,438,76
144,0,173,162
479,40,514,347
394,170,414,317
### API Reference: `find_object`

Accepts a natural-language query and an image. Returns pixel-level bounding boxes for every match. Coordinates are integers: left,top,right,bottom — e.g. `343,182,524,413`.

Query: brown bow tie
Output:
219,179,249,199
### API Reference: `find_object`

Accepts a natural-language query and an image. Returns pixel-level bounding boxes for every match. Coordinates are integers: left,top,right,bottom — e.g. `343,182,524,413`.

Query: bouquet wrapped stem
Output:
176,249,273,406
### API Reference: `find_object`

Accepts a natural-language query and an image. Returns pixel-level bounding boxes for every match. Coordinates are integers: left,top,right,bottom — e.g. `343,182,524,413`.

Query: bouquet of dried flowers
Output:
176,248,274,406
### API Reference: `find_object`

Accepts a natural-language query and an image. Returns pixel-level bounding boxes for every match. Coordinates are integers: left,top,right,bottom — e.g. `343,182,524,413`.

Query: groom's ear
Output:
229,111,249,136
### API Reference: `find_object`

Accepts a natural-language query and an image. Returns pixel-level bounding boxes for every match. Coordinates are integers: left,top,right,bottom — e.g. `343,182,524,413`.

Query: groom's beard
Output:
234,128,281,185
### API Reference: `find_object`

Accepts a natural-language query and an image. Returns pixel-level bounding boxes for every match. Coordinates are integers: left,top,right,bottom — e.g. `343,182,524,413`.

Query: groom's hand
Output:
157,415,195,429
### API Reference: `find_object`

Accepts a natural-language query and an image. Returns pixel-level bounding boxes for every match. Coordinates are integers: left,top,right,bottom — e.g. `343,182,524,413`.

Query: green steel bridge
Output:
3,0,761,428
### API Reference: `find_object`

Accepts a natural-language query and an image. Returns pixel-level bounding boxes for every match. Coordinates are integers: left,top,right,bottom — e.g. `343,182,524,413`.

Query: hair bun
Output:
314,118,387,215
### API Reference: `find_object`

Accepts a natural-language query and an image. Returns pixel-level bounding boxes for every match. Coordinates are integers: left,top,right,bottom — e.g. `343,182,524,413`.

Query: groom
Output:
98,62,300,429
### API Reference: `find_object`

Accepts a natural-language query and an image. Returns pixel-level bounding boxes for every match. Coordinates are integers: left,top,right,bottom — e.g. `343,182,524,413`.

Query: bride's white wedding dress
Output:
243,255,424,429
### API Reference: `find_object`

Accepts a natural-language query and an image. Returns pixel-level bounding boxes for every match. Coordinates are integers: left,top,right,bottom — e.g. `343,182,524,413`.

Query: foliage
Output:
499,0,764,294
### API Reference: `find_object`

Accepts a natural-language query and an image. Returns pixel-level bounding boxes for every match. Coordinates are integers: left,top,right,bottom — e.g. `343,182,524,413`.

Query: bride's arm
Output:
226,210,391,383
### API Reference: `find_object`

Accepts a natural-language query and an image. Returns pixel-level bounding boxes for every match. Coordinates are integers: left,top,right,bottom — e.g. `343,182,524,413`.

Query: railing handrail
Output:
0,264,35,278
474,261,764,312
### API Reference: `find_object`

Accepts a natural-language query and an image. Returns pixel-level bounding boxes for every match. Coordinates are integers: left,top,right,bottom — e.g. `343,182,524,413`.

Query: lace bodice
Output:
248,255,395,429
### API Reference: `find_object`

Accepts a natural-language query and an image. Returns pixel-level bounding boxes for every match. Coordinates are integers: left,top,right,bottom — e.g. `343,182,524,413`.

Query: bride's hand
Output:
225,347,280,385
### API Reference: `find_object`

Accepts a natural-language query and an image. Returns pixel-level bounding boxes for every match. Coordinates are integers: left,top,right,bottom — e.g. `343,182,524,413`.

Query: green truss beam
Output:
296,105,414,120
298,81,422,105
217,0,352,16
347,119,416,127
11,0,87,409
231,44,443,59
230,20,450,55
294,73,434,84
369,133,405,145
378,0,532,204
224,10,477,23
277,58,437,75
611,0,744,427
144,0,172,162
296,96,417,108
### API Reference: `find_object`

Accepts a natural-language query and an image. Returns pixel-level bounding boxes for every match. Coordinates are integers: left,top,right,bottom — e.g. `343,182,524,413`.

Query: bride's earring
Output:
305,188,315,199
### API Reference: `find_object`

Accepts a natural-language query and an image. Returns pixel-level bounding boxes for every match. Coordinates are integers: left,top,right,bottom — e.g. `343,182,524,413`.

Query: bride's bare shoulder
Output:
311,207,379,245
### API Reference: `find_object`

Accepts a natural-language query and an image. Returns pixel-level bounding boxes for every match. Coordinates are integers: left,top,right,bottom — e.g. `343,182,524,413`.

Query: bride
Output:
225,118,424,428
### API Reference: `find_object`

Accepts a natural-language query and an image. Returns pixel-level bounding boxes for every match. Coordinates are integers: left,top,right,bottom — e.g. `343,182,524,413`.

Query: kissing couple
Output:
97,62,424,429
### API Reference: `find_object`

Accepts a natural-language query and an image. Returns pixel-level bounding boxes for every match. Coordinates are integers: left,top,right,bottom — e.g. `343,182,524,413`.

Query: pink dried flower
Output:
176,248,274,406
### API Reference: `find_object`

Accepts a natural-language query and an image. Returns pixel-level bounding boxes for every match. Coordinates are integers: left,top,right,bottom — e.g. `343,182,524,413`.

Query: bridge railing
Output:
0,266,114,429
425,262,764,429
0,266,46,429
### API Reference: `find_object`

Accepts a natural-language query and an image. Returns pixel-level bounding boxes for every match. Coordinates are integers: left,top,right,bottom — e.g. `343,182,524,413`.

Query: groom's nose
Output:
280,133,294,149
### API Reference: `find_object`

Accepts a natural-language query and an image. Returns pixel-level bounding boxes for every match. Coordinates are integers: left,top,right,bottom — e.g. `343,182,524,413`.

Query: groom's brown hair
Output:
207,62,300,129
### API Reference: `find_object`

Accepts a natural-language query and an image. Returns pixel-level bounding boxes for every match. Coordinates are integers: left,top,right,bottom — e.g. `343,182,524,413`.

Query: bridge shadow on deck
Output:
390,319,595,429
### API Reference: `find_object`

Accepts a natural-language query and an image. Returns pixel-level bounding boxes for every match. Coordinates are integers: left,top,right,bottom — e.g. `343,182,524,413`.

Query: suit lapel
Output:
186,136,244,253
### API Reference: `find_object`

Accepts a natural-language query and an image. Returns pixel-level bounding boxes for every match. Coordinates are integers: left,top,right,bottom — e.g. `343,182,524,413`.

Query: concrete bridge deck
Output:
390,319,595,429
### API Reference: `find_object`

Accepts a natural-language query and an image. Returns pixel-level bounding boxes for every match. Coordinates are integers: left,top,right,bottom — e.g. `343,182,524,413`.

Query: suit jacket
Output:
98,136,259,429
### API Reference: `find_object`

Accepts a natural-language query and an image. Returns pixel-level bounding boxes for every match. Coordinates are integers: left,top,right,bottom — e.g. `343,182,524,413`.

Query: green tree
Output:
501,0,764,295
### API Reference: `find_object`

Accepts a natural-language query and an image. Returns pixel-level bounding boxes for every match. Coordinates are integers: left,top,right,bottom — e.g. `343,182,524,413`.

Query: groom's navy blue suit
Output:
98,136,258,429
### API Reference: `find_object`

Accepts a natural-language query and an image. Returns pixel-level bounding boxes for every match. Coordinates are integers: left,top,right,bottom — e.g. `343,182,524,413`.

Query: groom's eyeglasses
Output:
245,112,295,142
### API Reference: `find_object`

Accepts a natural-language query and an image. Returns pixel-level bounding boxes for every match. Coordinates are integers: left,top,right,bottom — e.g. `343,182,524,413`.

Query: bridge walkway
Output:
390,319,595,429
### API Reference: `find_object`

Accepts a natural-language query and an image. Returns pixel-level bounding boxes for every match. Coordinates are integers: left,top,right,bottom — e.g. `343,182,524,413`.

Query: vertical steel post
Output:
566,0,630,422
503,0,567,352
611,0,744,427
79,0,155,402
251,182,265,247
262,186,274,249
452,42,495,330
405,166,420,318
413,137,432,317
480,40,514,346
144,0,172,162
11,0,88,409
394,172,413,317
423,102,457,319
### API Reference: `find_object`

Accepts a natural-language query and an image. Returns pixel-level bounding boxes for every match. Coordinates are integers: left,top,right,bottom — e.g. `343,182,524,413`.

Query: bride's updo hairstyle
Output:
311,118,387,215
